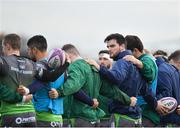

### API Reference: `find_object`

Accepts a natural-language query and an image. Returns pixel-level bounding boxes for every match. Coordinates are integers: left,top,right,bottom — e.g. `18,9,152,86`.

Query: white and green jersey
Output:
0,55,37,115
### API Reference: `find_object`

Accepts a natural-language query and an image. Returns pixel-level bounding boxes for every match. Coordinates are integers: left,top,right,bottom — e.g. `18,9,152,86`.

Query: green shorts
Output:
111,113,142,127
36,111,62,127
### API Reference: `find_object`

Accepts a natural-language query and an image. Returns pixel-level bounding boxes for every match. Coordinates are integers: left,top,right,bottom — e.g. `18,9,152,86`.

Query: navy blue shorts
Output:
1,112,36,127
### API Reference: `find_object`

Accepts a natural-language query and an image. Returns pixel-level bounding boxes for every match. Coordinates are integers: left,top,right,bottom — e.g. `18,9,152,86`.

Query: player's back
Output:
0,55,36,115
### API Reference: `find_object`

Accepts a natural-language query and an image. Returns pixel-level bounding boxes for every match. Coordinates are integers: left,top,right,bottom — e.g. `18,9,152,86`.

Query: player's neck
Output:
7,50,20,56
71,55,82,62
36,52,48,61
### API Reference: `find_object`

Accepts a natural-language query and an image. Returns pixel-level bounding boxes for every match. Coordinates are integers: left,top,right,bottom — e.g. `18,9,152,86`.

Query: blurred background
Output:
0,0,180,58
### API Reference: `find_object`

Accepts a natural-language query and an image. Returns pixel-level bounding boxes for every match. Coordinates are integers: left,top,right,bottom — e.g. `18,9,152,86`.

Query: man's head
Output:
104,33,126,59
62,44,80,62
27,35,47,60
168,50,180,70
0,32,5,55
153,50,168,62
153,50,168,57
98,50,112,69
125,35,144,58
2,33,21,56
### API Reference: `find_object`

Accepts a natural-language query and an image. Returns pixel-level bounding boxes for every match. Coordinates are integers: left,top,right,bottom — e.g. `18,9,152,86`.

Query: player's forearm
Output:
0,84,23,103
73,90,94,106
134,59,143,69
36,62,69,82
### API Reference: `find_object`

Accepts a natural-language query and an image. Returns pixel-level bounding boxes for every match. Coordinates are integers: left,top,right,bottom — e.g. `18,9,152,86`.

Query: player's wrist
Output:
22,96,26,103
23,87,30,95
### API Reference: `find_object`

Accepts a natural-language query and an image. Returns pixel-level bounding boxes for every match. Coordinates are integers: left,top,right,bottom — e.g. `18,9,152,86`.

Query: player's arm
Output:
123,55,155,82
49,63,87,98
17,61,70,95
49,89,99,108
0,84,28,103
0,62,9,76
123,55,143,68
100,79,135,106
99,60,129,87
73,90,99,108
140,82,169,115
36,61,70,82
156,71,172,100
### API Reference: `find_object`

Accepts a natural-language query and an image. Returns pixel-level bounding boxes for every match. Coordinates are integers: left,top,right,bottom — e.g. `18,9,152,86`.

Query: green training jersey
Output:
0,55,36,115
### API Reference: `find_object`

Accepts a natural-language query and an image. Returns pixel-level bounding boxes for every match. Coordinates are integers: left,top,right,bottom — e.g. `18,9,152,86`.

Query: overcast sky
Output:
0,0,180,58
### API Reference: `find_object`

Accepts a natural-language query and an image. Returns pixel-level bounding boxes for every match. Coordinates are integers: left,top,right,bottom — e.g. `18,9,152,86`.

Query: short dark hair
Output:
104,33,126,47
3,33,21,50
125,35,144,52
27,35,47,52
153,50,168,57
98,50,109,55
62,44,80,55
168,50,180,62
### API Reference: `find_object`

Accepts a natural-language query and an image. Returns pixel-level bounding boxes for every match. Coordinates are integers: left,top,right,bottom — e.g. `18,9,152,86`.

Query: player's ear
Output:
133,48,139,53
5,43,11,50
32,47,38,54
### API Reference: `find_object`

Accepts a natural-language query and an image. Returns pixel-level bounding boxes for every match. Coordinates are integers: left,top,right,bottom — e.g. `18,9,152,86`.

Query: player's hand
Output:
24,94,33,102
176,105,180,115
123,55,143,68
92,98,99,109
85,58,100,70
17,85,29,95
156,100,170,116
123,55,136,62
49,88,59,99
130,96,137,106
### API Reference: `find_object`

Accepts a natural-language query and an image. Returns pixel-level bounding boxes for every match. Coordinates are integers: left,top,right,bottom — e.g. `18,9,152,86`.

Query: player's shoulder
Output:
36,58,48,69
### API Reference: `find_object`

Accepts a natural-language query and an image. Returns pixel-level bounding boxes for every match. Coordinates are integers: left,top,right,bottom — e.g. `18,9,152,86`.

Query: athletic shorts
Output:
110,113,142,127
142,116,156,127
36,111,63,127
63,118,100,127
1,112,36,127
98,117,111,127
37,120,63,127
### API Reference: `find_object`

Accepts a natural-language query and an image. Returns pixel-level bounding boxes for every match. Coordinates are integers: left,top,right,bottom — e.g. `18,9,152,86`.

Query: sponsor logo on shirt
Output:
15,116,36,124
51,122,62,127
11,66,33,74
